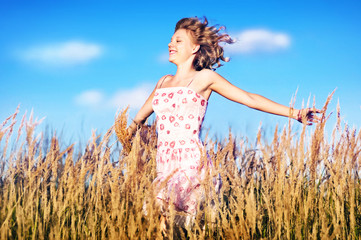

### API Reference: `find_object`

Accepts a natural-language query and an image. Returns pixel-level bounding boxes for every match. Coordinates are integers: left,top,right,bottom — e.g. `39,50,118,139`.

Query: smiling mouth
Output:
169,50,177,55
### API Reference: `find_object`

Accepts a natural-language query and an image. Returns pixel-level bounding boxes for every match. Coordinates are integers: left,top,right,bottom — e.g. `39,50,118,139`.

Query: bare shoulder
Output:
198,68,214,77
155,74,173,88
197,69,222,85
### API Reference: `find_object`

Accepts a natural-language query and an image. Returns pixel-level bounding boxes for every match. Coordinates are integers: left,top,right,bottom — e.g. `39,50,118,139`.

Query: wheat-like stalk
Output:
0,94,360,239
114,106,132,154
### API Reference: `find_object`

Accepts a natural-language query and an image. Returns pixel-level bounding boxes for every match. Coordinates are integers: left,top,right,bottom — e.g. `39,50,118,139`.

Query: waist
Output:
157,137,202,149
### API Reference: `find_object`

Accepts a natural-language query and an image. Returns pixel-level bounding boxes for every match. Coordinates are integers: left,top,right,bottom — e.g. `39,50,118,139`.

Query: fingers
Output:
305,119,319,126
308,114,321,124
296,107,325,125
310,108,322,113
312,115,322,121
298,108,324,125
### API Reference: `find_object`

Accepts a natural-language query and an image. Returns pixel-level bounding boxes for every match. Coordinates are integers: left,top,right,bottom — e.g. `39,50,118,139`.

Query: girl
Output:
127,17,321,231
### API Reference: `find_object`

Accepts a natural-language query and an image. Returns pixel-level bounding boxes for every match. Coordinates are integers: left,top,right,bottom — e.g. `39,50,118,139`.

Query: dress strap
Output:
159,75,170,88
186,72,199,87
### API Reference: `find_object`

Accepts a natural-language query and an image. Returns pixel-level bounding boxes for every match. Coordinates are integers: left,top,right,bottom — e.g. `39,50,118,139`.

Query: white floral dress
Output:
152,75,216,215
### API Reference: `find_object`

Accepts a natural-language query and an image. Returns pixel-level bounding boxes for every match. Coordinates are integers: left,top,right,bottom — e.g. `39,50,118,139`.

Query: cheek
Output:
182,44,193,54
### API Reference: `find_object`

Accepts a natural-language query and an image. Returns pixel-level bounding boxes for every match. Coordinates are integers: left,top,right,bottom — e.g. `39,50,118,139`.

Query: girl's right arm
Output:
127,75,167,136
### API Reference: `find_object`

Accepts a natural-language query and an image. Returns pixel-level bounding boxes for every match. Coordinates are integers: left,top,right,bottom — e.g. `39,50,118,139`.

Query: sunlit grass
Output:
0,96,360,239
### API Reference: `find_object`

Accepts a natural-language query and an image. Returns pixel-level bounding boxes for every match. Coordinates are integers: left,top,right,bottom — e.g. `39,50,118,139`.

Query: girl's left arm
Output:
205,70,321,125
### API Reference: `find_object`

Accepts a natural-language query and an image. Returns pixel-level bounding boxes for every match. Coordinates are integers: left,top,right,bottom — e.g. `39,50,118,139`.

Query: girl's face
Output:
168,29,199,65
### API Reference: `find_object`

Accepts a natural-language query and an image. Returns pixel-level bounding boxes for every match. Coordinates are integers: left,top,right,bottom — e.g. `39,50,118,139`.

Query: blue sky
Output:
1,0,360,143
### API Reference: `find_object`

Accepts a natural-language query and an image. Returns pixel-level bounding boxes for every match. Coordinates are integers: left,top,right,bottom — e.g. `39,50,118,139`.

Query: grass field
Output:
1,96,360,239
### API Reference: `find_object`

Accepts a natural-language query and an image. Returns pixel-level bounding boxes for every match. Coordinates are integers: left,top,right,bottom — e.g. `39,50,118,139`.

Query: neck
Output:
174,58,197,81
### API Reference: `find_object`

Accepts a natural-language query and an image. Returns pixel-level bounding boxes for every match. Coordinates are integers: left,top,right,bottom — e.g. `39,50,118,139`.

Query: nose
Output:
168,41,173,48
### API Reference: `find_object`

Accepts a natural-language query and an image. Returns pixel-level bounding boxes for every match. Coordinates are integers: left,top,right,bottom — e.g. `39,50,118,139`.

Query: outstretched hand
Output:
296,108,323,125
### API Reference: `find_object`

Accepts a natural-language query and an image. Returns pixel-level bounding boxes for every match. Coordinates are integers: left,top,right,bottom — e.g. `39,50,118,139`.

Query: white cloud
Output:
158,52,169,63
74,84,153,110
226,29,291,54
109,84,153,109
21,41,103,66
75,90,104,107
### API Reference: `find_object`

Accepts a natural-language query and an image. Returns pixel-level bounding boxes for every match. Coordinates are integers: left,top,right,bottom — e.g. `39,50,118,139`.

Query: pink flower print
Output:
191,200,196,205
170,141,175,148
196,93,200,98
169,116,175,123
160,124,164,130
190,165,195,169
198,116,201,121
161,115,166,120
185,148,190,152
164,98,169,103
185,124,190,129
180,140,185,145
173,149,177,154
188,114,194,119
193,130,197,134
154,92,159,96
181,176,187,183
177,90,183,94
162,93,166,97
179,116,184,121
174,122,179,127
186,188,191,193
165,141,168,146
167,130,170,134
153,99,159,105
179,148,182,153
168,93,174,98
179,186,184,191
190,139,195,144
182,98,187,104
172,103,176,108
166,149,170,154
158,141,163,147
192,97,197,102
201,99,205,106
188,90,193,94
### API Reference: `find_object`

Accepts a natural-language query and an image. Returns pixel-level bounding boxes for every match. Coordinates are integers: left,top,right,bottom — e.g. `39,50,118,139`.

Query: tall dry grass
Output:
0,96,360,239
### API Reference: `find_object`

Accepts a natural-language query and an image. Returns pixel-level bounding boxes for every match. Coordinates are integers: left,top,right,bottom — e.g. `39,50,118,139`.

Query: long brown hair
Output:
175,17,234,71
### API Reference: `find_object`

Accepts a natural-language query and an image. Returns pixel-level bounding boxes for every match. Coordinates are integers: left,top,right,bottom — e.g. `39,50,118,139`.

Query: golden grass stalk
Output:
0,94,360,239
114,106,132,154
